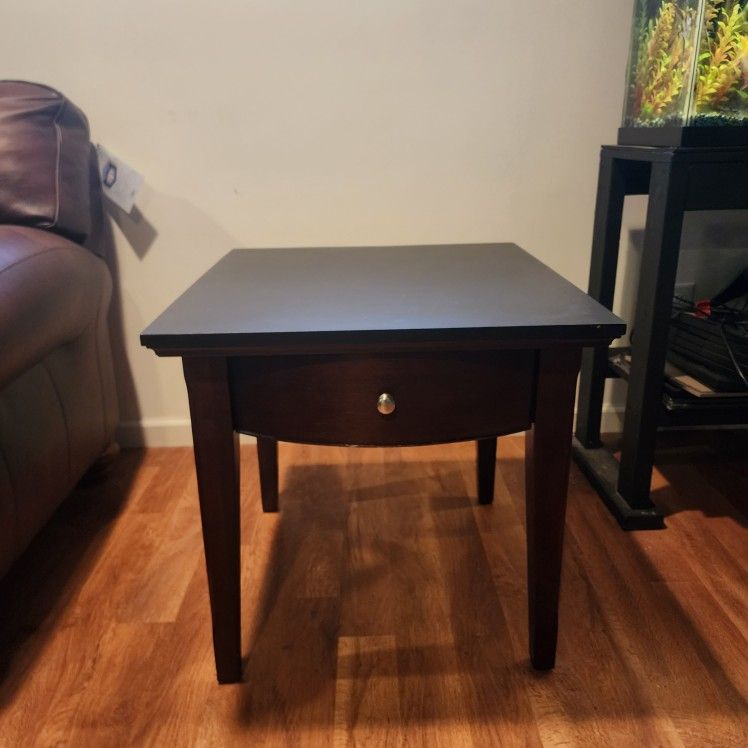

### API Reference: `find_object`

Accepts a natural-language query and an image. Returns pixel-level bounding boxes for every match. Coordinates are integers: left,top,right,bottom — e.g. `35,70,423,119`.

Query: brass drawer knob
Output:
377,392,396,415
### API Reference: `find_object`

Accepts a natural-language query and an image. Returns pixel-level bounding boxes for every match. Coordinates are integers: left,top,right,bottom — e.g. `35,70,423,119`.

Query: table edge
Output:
141,326,625,357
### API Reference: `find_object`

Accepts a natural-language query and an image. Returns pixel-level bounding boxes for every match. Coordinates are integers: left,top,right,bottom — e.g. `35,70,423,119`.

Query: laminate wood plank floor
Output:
0,434,745,747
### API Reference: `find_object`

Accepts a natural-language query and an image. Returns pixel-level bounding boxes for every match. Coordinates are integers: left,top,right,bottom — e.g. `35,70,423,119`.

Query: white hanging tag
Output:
96,144,144,214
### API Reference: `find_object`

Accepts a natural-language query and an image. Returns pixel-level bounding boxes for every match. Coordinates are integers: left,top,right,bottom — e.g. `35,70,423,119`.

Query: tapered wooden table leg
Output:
183,357,242,684
525,347,581,670
257,436,279,512
476,437,497,505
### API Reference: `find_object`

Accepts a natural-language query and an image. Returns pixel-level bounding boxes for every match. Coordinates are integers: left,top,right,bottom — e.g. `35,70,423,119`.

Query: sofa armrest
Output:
0,225,110,390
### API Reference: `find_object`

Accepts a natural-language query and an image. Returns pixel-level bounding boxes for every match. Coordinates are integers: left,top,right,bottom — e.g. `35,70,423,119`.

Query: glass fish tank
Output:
620,0,748,146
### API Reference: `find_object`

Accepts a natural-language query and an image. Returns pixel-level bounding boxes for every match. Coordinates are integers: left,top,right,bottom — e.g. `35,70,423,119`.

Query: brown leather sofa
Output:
0,81,118,578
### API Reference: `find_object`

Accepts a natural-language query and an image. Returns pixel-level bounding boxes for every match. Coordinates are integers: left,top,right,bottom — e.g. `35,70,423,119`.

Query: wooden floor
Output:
0,435,746,746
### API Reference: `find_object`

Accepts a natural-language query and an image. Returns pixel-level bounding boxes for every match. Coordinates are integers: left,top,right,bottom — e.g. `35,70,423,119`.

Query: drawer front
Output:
229,351,535,446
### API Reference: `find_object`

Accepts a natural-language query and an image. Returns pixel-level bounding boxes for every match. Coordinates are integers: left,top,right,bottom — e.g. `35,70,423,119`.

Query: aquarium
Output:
620,0,748,146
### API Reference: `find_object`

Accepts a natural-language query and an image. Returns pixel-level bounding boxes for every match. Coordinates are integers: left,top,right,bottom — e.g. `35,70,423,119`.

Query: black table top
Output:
141,243,624,355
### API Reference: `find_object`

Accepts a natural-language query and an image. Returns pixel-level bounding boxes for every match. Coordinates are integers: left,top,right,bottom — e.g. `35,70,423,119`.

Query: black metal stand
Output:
574,145,748,530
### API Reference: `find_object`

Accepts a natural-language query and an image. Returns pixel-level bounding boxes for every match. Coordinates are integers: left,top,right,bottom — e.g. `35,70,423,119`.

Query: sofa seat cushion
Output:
0,225,110,390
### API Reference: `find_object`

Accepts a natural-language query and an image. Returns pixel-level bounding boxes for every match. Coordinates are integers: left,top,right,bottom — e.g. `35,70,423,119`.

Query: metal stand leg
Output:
575,153,626,448
617,161,688,505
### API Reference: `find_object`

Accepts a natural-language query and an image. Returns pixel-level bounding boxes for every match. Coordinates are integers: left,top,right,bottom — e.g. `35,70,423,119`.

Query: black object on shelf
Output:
668,314,748,392
573,144,748,530
609,348,748,418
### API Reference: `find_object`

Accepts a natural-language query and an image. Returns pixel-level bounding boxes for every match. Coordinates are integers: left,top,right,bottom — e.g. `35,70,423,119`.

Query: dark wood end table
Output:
142,243,624,683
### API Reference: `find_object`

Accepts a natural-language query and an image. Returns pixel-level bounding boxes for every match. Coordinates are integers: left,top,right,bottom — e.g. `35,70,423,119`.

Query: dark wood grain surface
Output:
141,244,624,354
229,351,535,447
182,357,242,683
524,347,582,669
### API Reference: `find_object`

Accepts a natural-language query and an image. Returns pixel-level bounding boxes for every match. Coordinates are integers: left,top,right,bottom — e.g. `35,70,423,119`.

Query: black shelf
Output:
574,145,748,529
618,125,748,148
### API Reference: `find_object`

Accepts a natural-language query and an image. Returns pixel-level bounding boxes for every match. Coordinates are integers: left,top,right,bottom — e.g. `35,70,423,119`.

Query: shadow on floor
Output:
232,444,747,732
604,430,748,526
0,449,145,705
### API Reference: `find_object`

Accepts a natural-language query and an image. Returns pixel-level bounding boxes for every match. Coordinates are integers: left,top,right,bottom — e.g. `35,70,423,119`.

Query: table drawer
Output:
229,351,535,446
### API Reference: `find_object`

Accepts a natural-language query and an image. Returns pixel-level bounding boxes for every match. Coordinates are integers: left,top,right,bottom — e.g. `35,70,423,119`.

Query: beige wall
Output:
6,1,649,444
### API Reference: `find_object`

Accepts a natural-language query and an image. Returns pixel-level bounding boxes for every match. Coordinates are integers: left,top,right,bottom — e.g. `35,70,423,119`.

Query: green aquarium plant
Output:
695,0,748,113
628,0,697,122
621,0,748,145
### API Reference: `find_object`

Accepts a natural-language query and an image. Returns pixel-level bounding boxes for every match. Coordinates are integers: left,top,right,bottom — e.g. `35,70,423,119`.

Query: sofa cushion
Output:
0,81,92,242
0,226,109,390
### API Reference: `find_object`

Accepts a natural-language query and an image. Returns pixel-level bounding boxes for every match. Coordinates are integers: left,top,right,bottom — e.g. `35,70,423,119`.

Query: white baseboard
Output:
118,406,625,448
117,418,257,447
